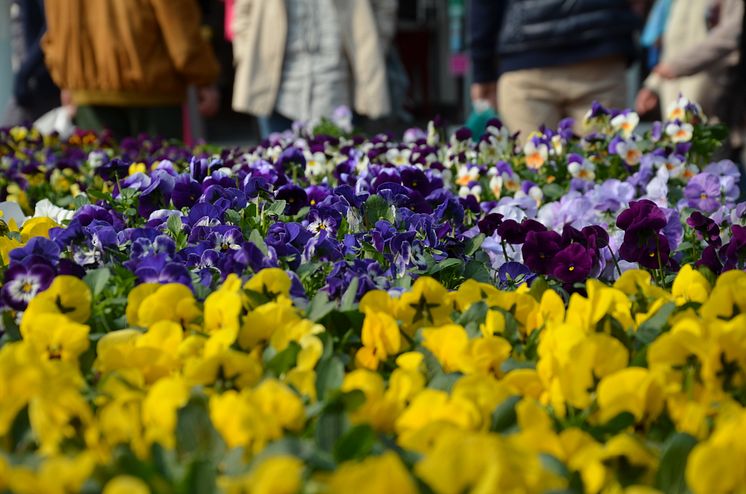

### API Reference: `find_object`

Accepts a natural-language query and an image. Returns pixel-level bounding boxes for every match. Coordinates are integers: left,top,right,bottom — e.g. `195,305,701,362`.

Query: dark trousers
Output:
75,105,183,140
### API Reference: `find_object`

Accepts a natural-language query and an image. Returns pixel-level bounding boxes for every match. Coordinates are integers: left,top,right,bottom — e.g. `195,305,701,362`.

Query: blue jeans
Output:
258,112,294,139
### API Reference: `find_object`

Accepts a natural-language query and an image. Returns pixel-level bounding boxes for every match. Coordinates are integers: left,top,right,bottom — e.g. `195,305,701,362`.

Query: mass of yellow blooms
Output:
1,266,745,493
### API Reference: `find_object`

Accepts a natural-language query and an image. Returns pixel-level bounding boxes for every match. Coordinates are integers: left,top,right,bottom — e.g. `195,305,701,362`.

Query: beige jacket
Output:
645,0,743,116
231,0,392,118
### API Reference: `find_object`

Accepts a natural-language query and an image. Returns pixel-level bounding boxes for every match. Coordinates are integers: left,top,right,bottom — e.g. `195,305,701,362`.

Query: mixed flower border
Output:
0,99,745,493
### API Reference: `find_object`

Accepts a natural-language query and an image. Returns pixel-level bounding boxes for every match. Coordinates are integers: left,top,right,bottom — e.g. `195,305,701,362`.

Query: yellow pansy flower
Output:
19,216,58,242
325,452,417,494
421,324,469,373
103,476,150,494
596,367,664,424
355,310,401,370
221,456,304,494
672,264,711,305
245,267,292,300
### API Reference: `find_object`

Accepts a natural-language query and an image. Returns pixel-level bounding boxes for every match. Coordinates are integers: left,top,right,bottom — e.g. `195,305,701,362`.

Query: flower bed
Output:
0,100,745,493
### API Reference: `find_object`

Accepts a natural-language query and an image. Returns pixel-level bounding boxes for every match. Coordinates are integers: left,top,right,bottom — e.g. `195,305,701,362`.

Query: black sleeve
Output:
14,0,48,94
468,0,505,83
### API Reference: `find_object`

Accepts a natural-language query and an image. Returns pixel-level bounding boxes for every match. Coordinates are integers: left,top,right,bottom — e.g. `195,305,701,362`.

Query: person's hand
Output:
653,63,677,79
635,87,659,115
197,85,221,118
60,90,77,118
471,82,498,111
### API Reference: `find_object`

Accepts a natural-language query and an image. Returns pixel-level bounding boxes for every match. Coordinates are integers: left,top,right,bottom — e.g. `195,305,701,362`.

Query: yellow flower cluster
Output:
2,267,746,493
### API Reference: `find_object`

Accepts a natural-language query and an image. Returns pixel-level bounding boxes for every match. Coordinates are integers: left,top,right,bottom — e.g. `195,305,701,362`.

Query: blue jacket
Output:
469,0,639,83
13,0,58,107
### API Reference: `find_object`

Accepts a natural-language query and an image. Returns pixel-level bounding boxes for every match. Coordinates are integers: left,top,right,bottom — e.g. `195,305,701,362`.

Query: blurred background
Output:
0,0,742,151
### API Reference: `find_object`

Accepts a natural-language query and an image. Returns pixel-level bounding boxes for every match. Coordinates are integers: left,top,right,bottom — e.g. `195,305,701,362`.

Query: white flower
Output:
308,218,335,235
523,139,548,170
0,201,27,227
660,154,684,178
615,139,642,166
33,199,75,224
568,159,596,181
88,150,108,169
304,152,331,178
550,134,564,155
610,112,640,138
386,148,412,166
515,186,543,206
458,184,482,200
665,122,694,143
455,166,481,186
489,175,503,198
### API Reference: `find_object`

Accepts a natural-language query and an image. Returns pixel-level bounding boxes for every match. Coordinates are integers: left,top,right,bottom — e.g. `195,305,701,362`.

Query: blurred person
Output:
636,0,744,154
1,0,60,127
469,0,640,139
635,0,742,118
231,0,394,138
42,0,221,140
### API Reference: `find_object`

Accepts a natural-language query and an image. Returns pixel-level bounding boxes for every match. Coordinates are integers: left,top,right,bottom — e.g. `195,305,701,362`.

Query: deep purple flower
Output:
684,173,722,213
497,219,524,244
478,213,504,236
617,200,670,269
275,184,308,215
722,225,746,270
522,230,562,274
276,147,306,172
687,212,721,247
1,259,56,310
696,245,723,274
172,175,203,209
619,233,670,269
582,225,610,249
616,200,667,237
550,243,593,284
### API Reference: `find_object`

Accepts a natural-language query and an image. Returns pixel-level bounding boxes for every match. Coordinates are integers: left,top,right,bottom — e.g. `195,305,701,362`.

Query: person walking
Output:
469,0,640,139
42,0,221,140
1,0,59,127
231,0,394,138
636,0,743,122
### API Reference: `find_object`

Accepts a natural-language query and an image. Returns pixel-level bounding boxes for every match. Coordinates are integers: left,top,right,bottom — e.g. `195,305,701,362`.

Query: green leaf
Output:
179,458,217,494
83,267,111,298
266,341,302,375
465,234,486,256
463,260,491,283
636,302,676,345
491,395,520,432
457,301,488,327
316,411,348,453
656,433,697,494
427,258,463,275
542,183,564,200
73,194,91,208
307,291,336,322
363,195,395,227
248,229,269,256
340,277,359,311
590,412,636,440
167,213,183,234
333,424,376,463
316,357,345,401
267,200,287,216
176,395,224,460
